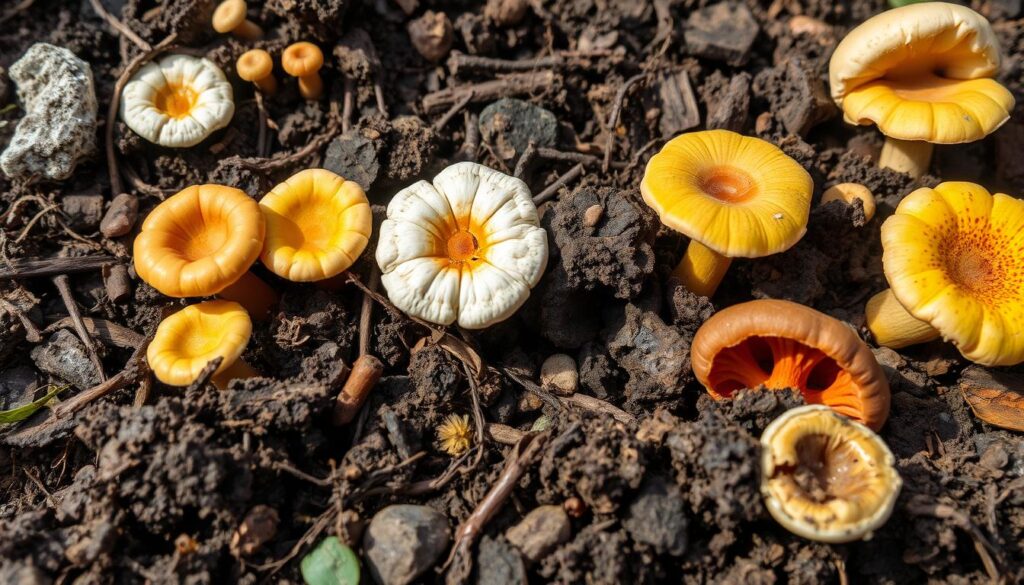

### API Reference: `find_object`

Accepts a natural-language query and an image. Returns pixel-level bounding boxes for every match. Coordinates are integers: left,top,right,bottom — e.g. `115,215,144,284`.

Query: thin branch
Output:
52,275,106,381
432,90,474,133
87,0,151,51
533,163,584,205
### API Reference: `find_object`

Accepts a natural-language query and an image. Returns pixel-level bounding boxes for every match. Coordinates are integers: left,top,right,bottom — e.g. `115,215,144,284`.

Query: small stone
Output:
684,2,759,66
102,263,133,304
702,71,751,133
99,193,139,238
30,329,101,390
61,194,104,232
777,58,837,136
408,11,454,63
540,354,578,396
583,204,603,227
479,98,558,160
623,477,689,556
231,505,280,557
654,70,700,137
979,442,1009,471
364,505,450,585
476,536,528,585
324,131,380,192
1,43,98,181
505,505,571,563
0,366,39,411
485,0,529,26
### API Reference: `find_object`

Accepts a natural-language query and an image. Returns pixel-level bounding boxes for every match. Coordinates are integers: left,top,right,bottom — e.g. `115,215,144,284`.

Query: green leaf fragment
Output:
0,385,69,424
301,536,361,585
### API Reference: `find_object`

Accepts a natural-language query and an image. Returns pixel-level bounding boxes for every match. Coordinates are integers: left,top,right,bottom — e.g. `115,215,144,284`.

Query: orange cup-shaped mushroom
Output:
212,0,264,40
133,184,278,318
282,42,324,100
259,168,373,282
147,300,258,389
692,299,890,430
237,49,276,95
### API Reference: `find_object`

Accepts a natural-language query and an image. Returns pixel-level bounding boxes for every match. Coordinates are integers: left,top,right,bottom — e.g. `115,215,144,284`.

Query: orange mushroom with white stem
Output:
282,42,324,100
133,184,278,319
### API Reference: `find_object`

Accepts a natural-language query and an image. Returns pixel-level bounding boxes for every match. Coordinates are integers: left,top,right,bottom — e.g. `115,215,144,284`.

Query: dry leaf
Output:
959,366,1024,432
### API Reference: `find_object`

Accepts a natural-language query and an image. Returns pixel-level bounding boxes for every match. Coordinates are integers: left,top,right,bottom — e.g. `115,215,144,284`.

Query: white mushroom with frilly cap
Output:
376,162,548,329
121,54,234,148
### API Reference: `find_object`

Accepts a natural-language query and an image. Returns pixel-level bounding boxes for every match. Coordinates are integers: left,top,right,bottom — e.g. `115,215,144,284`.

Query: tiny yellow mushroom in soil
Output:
259,168,372,282
761,405,902,543
692,299,891,430
212,0,263,40
829,2,1014,178
867,181,1024,366
640,129,812,298
147,300,258,389
133,184,278,319
821,183,876,223
237,49,276,95
282,42,324,100
437,414,473,456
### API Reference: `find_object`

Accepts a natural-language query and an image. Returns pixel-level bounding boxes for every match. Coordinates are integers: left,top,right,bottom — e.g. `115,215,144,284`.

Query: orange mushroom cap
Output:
282,42,324,77
133,184,265,298
692,299,890,430
212,0,249,33
147,300,253,387
237,49,273,82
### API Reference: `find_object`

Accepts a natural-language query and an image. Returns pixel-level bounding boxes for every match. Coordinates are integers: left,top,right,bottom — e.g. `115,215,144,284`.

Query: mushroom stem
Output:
253,75,276,95
211,358,259,389
218,272,278,320
674,240,732,298
865,289,940,349
879,138,933,179
298,74,323,100
232,19,264,40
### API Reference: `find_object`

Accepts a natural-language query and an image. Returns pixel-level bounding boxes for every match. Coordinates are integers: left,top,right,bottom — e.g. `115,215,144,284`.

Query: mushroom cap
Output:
121,54,234,148
212,0,248,33
237,49,273,81
134,184,265,298
640,130,812,258
692,299,890,430
882,181,1024,366
259,168,373,282
822,182,876,222
147,300,252,386
829,2,1014,144
376,161,548,329
761,405,902,543
282,42,324,77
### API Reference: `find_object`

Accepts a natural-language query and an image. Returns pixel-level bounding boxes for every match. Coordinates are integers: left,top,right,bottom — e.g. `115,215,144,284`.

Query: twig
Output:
456,111,480,162
0,255,117,280
255,93,269,157
562,394,635,425
52,275,106,381
433,91,474,133
0,297,42,342
603,72,648,172
332,355,384,425
0,0,35,26
342,76,355,134
514,141,537,180
358,266,380,357
447,50,615,77
15,204,59,244
422,71,557,113
43,316,144,348
121,162,168,199
88,0,151,52
486,423,525,445
907,497,1003,583
374,77,389,119
533,163,584,205
52,370,127,418
223,102,341,171
23,467,58,509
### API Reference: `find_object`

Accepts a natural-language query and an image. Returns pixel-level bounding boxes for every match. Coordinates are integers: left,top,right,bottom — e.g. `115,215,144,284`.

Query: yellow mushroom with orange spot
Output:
282,42,324,100
212,0,263,39
692,299,891,431
121,55,234,148
866,181,1024,366
640,130,813,298
259,169,373,282
829,3,1014,178
133,184,278,319
147,300,257,389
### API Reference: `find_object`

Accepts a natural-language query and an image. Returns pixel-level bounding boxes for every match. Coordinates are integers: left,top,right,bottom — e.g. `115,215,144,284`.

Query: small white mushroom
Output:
540,354,578,395
121,54,234,148
377,162,548,329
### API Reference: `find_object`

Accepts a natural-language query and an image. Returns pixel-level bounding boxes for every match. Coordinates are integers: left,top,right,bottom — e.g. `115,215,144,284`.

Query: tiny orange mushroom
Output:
282,42,324,100
212,0,263,40
133,184,277,318
237,49,276,95
692,299,890,430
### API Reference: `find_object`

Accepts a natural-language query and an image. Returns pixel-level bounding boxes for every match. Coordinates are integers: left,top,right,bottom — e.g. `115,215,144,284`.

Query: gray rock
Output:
0,366,39,410
476,536,527,585
324,131,380,192
623,477,688,556
61,194,104,232
30,330,101,390
684,2,759,66
479,98,558,160
1,43,98,181
505,505,571,563
364,504,450,585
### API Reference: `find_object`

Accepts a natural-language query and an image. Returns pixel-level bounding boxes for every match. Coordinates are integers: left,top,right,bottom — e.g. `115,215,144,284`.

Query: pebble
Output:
364,505,450,585
1,43,97,181
30,330,101,390
61,194,104,232
623,477,689,556
655,70,700,137
0,366,39,411
476,536,528,585
230,505,279,557
777,58,838,137
505,505,571,563
703,72,750,133
99,193,139,239
540,354,578,396
102,263,133,304
684,2,759,66
408,11,454,63
324,131,380,192
484,0,528,26
583,204,603,227
479,98,558,160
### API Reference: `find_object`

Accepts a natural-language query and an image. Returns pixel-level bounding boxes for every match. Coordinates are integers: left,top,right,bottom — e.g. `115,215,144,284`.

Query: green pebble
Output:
301,536,360,585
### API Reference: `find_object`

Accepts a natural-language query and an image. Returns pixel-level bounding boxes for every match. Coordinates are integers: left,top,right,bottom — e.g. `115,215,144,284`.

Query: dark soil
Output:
2,0,1024,583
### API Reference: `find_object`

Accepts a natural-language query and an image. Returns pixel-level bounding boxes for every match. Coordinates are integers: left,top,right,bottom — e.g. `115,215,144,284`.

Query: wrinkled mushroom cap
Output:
121,54,234,148
147,300,252,386
692,299,890,430
761,405,902,543
282,42,324,77
377,161,548,329
237,49,273,81
259,168,373,282
882,181,1024,366
212,0,248,33
640,130,812,258
134,184,265,298
829,2,1013,143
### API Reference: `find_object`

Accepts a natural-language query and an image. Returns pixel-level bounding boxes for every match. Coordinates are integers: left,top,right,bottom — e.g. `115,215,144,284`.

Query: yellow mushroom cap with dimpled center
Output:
882,182,1024,366
829,2,1014,144
146,300,252,386
640,130,812,258
259,169,373,282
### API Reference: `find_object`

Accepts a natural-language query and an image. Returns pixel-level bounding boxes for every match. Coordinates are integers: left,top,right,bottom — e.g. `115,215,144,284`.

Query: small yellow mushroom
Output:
282,42,324,100
212,0,263,40
147,300,258,389
821,183,875,222
761,405,902,543
237,49,276,95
